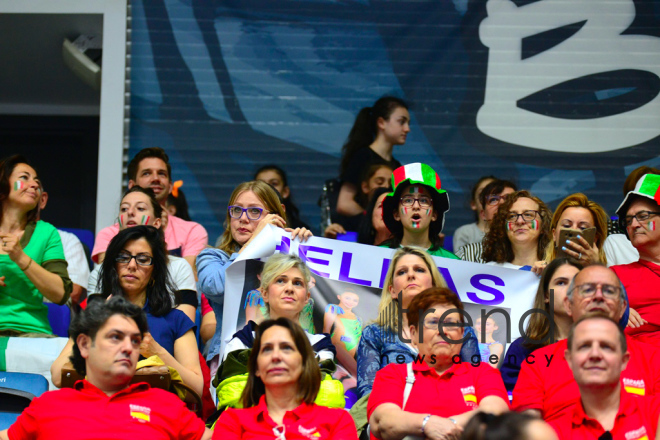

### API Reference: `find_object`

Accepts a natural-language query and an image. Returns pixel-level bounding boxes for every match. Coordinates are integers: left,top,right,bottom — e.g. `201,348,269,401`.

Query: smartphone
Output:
556,227,596,259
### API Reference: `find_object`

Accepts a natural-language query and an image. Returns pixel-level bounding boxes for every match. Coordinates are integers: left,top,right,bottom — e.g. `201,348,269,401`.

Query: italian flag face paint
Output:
409,186,421,194
648,221,656,231
118,214,125,228
401,207,407,215
507,222,515,231
13,181,24,191
530,219,539,230
140,215,150,225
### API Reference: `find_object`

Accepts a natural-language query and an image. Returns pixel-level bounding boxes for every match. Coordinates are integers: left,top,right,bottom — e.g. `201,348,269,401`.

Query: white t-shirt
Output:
58,230,90,288
87,255,196,294
604,233,639,267
453,222,485,252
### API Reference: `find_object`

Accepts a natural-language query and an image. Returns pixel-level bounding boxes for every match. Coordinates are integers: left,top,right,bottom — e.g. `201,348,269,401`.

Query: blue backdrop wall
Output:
129,0,660,244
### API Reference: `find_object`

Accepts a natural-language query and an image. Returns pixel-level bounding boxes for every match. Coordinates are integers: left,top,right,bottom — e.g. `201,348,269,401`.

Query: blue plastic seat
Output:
0,372,48,429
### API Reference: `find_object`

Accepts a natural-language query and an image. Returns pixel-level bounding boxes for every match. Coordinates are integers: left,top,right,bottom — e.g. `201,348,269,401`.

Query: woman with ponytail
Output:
337,96,410,219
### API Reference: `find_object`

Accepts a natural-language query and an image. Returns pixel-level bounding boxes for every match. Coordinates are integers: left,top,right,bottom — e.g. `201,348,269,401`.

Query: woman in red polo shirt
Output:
368,288,509,440
213,318,357,440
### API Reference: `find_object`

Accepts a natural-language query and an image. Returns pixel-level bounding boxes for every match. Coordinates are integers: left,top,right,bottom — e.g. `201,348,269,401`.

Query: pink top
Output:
92,215,208,263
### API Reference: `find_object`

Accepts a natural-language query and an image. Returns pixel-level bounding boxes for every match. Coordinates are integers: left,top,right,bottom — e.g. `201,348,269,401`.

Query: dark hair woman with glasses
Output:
51,226,204,396
482,190,552,271
197,181,312,375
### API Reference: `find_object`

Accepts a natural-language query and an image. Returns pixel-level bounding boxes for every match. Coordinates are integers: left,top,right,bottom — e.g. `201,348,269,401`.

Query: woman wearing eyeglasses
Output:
86,186,199,322
197,181,312,376
51,226,204,395
456,179,517,263
368,288,509,440
379,163,458,259
612,173,660,344
482,191,552,271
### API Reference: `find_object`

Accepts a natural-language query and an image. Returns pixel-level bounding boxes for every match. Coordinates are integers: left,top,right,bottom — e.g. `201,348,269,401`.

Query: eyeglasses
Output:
505,210,540,223
400,196,432,208
572,283,621,298
486,194,507,206
623,211,660,226
228,205,268,220
423,317,463,331
115,253,153,266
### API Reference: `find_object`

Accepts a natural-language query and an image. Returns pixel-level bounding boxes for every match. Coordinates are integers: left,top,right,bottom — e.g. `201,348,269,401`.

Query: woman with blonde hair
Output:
197,180,312,375
482,190,552,271
356,246,476,399
543,193,608,265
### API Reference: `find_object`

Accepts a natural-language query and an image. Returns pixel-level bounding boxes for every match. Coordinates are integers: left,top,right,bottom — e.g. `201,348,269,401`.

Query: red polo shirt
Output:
212,395,357,440
8,380,206,440
550,387,660,440
513,337,660,421
367,360,508,440
612,261,660,344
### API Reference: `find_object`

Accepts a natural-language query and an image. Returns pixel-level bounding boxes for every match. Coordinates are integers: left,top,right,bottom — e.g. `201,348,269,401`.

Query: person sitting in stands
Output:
51,226,204,397
0,154,72,336
367,288,509,440
92,147,208,270
197,180,312,377
87,187,198,322
482,190,552,272
453,175,496,251
357,187,392,246
612,173,660,345
212,318,357,440
0,296,211,440
500,258,582,393
254,164,311,231
550,314,660,439
380,163,458,259
512,264,660,422
457,179,516,263
604,166,659,266
541,193,609,267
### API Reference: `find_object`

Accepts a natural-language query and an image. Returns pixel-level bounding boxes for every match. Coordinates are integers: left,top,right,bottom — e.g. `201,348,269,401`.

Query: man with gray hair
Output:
512,264,660,422
551,314,660,439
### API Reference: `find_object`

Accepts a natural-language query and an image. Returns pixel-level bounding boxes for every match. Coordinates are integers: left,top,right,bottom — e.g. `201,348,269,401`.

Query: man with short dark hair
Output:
91,147,208,270
0,297,211,440
550,314,660,439
513,264,660,422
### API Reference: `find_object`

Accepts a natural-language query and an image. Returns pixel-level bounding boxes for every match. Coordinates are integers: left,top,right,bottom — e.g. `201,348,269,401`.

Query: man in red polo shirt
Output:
550,314,660,439
0,297,211,440
513,264,660,422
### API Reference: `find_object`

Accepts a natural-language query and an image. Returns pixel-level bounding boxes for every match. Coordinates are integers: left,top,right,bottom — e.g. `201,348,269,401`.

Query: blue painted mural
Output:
129,0,660,244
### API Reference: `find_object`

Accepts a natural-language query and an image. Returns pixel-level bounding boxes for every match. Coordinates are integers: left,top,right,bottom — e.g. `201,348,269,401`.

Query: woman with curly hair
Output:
543,193,608,265
482,190,552,271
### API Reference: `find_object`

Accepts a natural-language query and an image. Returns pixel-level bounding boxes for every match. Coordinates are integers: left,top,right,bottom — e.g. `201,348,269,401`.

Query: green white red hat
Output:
616,173,660,218
382,163,450,236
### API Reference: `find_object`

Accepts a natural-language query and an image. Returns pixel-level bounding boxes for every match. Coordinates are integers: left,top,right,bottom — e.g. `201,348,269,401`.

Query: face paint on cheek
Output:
401,207,407,216
531,219,539,230
425,209,430,216
140,215,150,225
13,181,25,191
119,215,125,228
648,221,656,231
507,222,515,231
